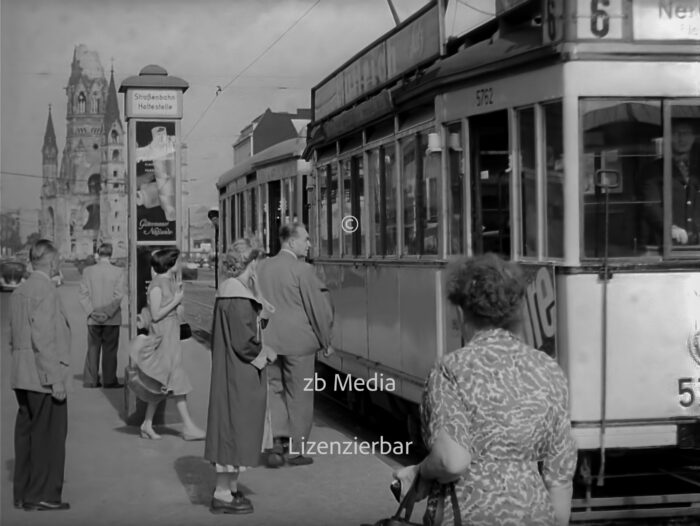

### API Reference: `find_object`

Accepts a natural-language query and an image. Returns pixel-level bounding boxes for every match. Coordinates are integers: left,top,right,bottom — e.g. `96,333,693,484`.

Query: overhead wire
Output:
184,0,322,141
456,0,495,17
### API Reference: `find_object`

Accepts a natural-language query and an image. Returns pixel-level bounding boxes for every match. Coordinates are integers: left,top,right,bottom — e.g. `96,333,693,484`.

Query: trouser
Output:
14,389,68,504
267,353,316,448
84,324,120,385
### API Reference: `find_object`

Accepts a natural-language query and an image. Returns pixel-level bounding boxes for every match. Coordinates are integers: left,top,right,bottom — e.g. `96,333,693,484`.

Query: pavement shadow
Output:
174,455,252,507
5,458,14,484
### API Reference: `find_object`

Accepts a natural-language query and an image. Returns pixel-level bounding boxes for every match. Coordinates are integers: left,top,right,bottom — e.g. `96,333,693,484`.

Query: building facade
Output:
41,45,127,259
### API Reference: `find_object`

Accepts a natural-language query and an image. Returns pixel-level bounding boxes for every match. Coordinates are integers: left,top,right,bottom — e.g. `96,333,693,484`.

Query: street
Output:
0,268,401,526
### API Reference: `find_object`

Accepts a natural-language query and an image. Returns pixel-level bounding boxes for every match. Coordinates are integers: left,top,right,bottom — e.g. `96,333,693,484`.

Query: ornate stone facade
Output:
41,45,127,259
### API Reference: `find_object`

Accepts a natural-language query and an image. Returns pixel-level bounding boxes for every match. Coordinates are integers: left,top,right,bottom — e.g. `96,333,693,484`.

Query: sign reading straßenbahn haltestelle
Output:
126,89,183,118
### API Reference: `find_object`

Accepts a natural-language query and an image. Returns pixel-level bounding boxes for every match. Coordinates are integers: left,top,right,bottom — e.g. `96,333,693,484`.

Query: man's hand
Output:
51,383,66,401
322,346,335,358
90,311,109,324
672,225,689,244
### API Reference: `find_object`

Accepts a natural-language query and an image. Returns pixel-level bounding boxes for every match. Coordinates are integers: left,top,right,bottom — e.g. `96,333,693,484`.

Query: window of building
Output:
111,130,119,144
518,107,537,257
113,171,118,178
77,92,86,113
581,99,662,258
112,150,119,161
447,124,464,254
88,173,101,195
544,102,564,258
341,155,364,256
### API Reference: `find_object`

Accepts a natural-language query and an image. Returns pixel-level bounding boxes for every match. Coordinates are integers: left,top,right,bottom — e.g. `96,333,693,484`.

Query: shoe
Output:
83,382,102,388
182,428,206,441
210,496,253,514
23,501,70,511
287,454,313,466
102,382,123,389
266,452,285,468
140,425,162,440
14,500,23,509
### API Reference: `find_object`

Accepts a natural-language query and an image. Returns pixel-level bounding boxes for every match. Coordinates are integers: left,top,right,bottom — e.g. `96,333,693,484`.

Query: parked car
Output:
0,259,29,292
181,258,198,281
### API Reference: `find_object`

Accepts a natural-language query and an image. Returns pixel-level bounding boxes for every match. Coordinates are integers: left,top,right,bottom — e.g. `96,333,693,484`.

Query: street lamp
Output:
207,208,219,289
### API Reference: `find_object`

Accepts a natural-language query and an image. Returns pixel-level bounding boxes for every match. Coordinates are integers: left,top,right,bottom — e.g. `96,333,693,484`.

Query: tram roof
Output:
393,26,556,105
217,137,306,189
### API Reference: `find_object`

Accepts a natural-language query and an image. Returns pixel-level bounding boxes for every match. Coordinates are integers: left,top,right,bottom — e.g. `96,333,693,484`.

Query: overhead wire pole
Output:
386,0,401,25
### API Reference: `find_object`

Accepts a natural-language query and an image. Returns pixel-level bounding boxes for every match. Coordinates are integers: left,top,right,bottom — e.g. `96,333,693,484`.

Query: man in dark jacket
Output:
256,223,334,466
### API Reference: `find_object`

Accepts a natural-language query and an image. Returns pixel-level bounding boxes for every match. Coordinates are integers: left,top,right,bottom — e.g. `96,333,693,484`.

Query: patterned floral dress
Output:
421,328,577,526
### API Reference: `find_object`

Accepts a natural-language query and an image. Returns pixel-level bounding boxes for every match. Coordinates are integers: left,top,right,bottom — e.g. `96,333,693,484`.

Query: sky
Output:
0,0,493,218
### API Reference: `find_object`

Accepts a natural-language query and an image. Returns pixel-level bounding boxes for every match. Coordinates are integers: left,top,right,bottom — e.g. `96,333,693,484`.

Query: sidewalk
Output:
1,280,400,526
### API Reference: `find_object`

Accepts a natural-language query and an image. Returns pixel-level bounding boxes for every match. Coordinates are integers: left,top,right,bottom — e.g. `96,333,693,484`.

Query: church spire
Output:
104,66,120,132
42,104,57,158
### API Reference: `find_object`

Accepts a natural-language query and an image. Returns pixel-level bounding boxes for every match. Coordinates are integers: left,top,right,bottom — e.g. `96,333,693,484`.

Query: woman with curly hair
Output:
204,239,276,515
393,253,577,526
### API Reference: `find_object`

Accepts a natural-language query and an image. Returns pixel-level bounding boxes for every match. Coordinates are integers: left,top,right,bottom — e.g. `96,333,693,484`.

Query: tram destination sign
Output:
633,0,700,40
312,1,439,122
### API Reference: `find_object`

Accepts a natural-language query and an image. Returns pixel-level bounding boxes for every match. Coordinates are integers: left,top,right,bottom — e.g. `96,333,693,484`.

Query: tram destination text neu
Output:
288,437,412,456
303,372,395,392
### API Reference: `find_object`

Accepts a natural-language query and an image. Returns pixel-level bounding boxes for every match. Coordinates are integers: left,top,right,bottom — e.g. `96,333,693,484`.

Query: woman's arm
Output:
149,285,183,323
548,483,573,526
419,429,471,483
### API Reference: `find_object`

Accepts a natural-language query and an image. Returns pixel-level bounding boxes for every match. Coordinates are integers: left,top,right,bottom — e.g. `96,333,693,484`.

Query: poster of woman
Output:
135,121,178,242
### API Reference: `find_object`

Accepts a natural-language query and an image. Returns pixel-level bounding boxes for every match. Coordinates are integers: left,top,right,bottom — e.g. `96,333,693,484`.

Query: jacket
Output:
9,271,71,393
256,249,333,356
79,259,126,325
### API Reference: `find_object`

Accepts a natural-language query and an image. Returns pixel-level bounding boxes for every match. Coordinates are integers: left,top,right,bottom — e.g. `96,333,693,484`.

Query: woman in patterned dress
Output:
138,247,205,441
394,253,577,526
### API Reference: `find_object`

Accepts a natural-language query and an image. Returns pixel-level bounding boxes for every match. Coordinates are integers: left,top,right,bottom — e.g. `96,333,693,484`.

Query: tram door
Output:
268,180,282,255
469,110,511,257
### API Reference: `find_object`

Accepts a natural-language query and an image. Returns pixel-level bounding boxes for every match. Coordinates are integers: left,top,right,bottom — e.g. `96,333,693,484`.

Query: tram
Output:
217,137,311,258
296,0,700,520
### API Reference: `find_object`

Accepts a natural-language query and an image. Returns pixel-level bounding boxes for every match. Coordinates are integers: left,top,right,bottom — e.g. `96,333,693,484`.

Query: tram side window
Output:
341,155,364,256
318,166,329,256
250,186,257,241
544,102,564,258
581,99,661,258
402,135,420,255
447,124,464,255
518,107,537,258
329,163,340,255
422,130,440,255
370,145,398,256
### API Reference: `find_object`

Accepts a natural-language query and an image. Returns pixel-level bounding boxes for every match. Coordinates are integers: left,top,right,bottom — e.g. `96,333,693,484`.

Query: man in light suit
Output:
256,223,334,466
10,239,71,511
79,243,126,388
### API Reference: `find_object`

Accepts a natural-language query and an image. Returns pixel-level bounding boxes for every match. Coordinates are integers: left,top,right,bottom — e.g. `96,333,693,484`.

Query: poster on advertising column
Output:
135,121,178,242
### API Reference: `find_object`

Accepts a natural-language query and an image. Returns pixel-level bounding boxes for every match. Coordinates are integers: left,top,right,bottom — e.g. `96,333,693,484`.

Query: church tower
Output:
100,66,128,258
59,44,109,258
40,106,58,241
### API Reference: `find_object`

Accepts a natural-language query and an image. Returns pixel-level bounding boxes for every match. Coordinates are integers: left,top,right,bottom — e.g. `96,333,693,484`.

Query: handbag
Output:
361,478,462,526
180,322,192,340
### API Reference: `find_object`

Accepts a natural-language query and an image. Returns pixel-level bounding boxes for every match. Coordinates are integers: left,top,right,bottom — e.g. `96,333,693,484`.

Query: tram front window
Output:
581,100,662,258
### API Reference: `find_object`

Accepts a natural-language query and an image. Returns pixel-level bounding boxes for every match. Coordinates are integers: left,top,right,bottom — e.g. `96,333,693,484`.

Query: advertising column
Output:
119,66,188,341
119,66,188,424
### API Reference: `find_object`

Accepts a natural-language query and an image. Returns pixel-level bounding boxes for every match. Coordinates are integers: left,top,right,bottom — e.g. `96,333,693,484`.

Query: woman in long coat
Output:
204,239,275,515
